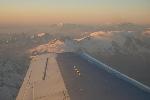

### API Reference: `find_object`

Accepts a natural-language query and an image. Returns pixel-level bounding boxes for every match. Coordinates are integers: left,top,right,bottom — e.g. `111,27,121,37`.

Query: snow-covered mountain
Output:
75,30,150,55
30,39,78,54
30,30,150,56
29,23,150,57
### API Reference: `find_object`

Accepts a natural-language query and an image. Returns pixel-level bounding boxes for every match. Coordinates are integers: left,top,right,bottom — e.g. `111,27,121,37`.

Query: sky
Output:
0,0,150,25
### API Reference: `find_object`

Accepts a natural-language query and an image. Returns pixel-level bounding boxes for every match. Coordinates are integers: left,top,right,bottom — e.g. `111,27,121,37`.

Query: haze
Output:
0,0,150,25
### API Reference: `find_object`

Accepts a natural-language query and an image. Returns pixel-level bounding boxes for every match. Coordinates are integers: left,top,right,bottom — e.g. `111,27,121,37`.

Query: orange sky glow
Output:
0,0,150,25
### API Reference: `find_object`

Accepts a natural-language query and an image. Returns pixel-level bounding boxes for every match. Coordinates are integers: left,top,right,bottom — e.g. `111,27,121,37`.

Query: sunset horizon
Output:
1,0,150,25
